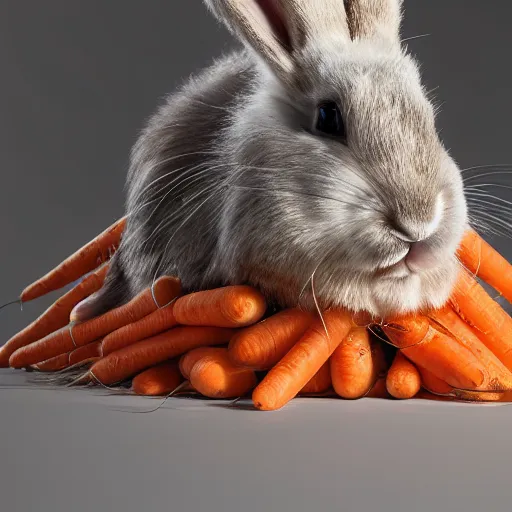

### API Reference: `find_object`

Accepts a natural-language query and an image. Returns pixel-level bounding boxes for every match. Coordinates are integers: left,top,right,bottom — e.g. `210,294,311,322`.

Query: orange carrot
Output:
418,367,454,396
430,305,512,390
452,389,504,402
0,264,108,368
189,349,257,399
34,341,103,372
300,361,332,394
9,276,182,368
69,341,103,364
331,327,376,399
386,352,422,399
21,217,126,302
450,269,512,370
498,391,512,402
179,347,226,380
419,364,504,402
382,316,487,391
101,302,178,356
228,308,314,369
85,326,234,385
457,229,512,303
252,309,353,411
32,353,70,372
173,285,267,328
132,361,183,396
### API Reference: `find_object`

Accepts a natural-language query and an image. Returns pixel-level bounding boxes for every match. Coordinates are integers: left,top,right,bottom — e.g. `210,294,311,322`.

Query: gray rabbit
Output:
74,0,468,321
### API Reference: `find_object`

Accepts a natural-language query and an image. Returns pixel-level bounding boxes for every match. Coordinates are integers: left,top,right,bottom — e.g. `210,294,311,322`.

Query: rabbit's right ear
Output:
204,0,351,82
344,0,403,45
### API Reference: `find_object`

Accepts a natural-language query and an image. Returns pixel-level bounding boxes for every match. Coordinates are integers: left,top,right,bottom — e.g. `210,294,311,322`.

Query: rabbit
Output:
73,0,468,322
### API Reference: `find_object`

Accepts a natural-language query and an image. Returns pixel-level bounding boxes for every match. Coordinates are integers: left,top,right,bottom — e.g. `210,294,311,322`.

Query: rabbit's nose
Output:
390,192,444,243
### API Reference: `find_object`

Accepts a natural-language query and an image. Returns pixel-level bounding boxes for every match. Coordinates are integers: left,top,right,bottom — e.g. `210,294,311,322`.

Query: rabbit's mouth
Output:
369,257,459,317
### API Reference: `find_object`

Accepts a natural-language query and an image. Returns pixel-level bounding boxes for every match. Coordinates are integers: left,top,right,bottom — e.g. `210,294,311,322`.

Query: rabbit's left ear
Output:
344,0,403,45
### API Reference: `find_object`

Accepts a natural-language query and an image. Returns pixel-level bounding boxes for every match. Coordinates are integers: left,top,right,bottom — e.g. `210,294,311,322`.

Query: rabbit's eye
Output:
316,102,345,138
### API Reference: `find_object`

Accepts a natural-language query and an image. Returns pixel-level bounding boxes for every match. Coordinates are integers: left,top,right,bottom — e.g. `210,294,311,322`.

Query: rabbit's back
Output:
83,50,257,318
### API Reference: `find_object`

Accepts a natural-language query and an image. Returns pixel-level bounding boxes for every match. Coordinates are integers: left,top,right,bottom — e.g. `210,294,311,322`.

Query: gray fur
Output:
80,0,467,320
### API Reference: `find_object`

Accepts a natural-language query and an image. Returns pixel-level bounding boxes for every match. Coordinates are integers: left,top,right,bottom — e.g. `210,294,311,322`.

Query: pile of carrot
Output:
2,217,512,410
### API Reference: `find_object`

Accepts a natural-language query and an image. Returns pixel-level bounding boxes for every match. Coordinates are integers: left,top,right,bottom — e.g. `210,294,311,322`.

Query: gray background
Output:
1,2,511,511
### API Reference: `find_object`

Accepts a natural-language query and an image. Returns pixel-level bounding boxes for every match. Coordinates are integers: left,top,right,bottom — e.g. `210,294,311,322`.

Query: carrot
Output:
419,365,504,402
450,269,512,370
32,353,70,372
228,308,314,369
386,352,422,399
252,309,353,411
418,367,454,396
189,349,257,399
0,264,109,368
330,327,376,399
457,229,512,303
382,315,487,391
9,276,182,368
34,342,103,372
173,285,267,328
452,389,504,402
132,361,183,396
69,341,103,364
430,305,512,390
85,326,234,386
20,217,126,303
179,347,226,380
299,361,332,395
101,302,178,356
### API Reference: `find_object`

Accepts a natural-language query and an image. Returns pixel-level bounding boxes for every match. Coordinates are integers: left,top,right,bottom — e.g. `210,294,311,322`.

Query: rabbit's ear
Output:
204,0,351,79
344,0,403,45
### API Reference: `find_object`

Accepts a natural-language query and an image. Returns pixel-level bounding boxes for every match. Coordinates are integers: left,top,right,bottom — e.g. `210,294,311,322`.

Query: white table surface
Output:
1,369,511,512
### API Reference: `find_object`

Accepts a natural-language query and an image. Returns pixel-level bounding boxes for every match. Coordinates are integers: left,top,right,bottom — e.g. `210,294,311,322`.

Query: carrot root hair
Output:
113,380,193,415
0,299,22,312
27,356,96,383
